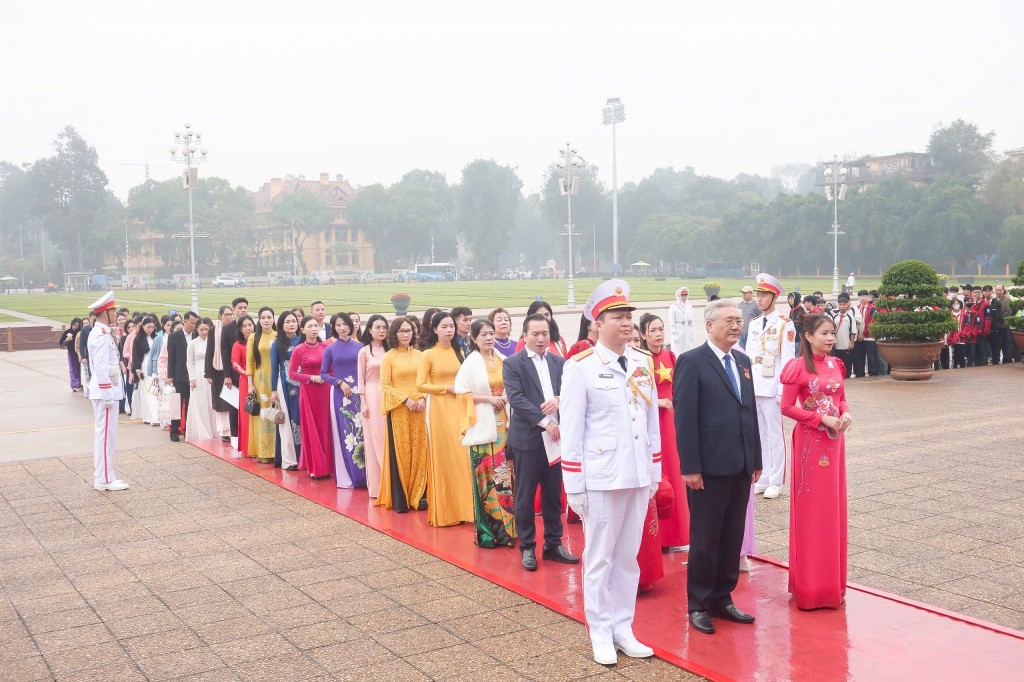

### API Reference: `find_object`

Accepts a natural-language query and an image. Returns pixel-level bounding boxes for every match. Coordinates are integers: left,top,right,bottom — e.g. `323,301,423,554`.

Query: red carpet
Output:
194,439,1024,681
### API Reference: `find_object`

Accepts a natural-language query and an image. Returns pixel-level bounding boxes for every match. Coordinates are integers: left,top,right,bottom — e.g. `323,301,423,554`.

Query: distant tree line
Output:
1,120,1021,283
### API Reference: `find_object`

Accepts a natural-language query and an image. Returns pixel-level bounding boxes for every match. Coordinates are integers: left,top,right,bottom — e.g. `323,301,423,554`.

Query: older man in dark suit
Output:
674,299,762,635
205,297,247,444
503,313,580,572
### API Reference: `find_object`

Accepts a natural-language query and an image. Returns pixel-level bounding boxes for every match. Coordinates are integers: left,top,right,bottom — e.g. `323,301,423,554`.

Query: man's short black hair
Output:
803,295,816,304
982,285,993,292
869,290,879,297
183,311,199,322
521,313,548,335
232,297,249,308
310,300,324,308
857,289,869,296
837,293,850,303
451,306,472,319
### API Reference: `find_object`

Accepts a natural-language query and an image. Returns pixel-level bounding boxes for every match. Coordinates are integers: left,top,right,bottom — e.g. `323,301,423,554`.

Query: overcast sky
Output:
2,1,1021,200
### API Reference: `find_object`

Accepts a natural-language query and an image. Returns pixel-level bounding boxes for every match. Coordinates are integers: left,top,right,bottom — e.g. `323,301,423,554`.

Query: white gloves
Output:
567,493,588,518
103,400,116,410
108,366,120,379
649,482,659,500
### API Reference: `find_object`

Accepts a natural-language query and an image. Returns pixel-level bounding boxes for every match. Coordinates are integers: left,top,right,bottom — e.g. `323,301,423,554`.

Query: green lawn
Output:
0,277,882,323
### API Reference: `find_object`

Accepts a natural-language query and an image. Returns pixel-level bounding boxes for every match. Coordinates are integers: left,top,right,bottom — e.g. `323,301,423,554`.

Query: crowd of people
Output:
69,270,1014,663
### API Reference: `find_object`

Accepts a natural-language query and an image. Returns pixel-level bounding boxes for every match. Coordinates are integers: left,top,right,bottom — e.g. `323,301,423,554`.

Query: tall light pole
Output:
169,123,209,314
823,155,847,296
602,98,625,275
557,144,583,307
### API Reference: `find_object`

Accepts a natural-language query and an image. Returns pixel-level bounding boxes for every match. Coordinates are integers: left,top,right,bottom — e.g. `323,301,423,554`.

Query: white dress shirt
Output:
706,341,740,400
526,347,556,427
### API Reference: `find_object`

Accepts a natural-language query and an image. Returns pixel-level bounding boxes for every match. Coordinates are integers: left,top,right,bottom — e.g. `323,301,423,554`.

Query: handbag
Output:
244,393,262,417
261,401,286,425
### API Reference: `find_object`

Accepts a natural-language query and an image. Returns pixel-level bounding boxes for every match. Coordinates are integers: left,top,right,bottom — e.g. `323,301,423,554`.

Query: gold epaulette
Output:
633,347,652,356
779,315,790,323
572,348,594,361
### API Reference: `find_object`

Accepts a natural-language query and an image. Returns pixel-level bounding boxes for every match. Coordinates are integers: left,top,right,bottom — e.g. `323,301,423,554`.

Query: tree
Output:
269,188,333,275
771,162,814,193
982,157,1024,223
456,159,522,273
998,214,1024,269
348,184,398,272
30,126,111,270
927,119,995,180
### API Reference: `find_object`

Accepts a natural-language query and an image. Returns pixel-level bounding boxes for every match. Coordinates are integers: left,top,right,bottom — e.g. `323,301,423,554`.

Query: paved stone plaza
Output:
0,348,1021,680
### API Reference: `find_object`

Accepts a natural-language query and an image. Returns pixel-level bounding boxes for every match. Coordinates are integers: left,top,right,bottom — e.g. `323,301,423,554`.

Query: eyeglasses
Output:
712,318,743,328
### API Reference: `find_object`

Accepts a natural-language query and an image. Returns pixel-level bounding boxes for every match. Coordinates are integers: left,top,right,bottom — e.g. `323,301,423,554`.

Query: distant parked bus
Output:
413,263,457,281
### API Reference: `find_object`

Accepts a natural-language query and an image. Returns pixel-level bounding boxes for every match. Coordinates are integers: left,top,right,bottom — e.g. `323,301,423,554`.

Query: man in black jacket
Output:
674,299,762,635
205,297,247,443
166,311,197,442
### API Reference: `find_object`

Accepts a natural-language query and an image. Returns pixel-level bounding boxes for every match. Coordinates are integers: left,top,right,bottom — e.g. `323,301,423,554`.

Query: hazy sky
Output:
2,1,1021,200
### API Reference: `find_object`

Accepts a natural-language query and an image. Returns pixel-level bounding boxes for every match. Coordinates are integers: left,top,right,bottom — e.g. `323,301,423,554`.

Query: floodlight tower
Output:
602,98,625,274
169,124,209,314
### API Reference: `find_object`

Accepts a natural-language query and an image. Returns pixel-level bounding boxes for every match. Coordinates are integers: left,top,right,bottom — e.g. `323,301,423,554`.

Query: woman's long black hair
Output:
425,311,464,364
251,306,276,370
358,314,391,355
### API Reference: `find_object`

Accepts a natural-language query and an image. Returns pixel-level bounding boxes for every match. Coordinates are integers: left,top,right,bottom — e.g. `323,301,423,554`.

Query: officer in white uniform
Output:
87,292,129,492
743,273,795,499
560,280,661,666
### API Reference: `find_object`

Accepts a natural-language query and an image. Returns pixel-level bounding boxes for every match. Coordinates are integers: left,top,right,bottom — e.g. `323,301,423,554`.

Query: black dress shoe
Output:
521,548,538,571
689,611,715,634
542,544,580,564
711,604,755,624
170,432,180,443
221,436,230,443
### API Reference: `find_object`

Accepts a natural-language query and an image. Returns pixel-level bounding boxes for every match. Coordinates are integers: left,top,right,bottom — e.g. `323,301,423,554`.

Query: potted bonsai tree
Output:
872,260,958,381
703,281,722,301
1008,259,1024,352
390,292,411,316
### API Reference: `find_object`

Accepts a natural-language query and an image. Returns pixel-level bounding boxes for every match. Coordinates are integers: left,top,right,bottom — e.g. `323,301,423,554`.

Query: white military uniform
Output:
560,336,661,647
87,294,126,489
743,275,796,490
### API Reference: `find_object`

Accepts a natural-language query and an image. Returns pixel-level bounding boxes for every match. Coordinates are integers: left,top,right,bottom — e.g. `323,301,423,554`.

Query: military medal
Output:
819,455,830,467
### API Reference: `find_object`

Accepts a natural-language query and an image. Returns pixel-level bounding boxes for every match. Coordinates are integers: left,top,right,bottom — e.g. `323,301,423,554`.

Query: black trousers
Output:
512,445,563,552
953,343,967,368
686,472,750,613
170,382,191,437
833,348,853,377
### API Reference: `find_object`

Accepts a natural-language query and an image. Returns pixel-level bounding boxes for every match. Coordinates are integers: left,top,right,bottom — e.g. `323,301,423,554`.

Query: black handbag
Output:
244,393,261,417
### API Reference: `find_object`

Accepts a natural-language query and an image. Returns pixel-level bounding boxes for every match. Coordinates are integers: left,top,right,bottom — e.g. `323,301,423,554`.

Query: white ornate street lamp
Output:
823,155,848,296
169,123,209,314
557,144,583,307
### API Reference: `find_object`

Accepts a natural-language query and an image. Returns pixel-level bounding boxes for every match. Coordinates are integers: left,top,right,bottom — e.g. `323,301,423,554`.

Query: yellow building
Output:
249,173,373,274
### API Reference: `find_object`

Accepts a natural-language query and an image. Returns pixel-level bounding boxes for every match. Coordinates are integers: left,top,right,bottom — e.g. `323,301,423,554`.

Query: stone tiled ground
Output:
1,360,1021,681
0,446,696,681
754,364,1024,630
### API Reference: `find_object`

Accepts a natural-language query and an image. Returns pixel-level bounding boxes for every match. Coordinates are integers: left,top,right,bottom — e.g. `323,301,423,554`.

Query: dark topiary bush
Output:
872,260,959,341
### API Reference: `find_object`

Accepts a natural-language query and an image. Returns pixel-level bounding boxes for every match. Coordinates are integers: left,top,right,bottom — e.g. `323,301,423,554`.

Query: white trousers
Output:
92,400,117,485
755,395,786,486
581,487,648,646
278,398,298,469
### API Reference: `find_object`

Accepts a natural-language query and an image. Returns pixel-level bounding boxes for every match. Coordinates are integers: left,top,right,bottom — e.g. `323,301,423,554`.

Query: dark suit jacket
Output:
674,342,762,477
205,321,239,382
503,349,564,453
166,329,194,386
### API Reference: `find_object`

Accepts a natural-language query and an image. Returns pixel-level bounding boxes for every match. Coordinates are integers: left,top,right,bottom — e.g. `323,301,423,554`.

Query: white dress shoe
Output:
754,484,768,494
667,545,690,553
739,555,752,572
763,484,781,499
614,637,654,658
94,480,129,492
592,642,618,665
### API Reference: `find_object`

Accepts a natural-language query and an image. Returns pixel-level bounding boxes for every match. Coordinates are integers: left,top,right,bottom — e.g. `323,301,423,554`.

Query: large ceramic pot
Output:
877,340,945,381
1013,331,1024,353
703,287,720,301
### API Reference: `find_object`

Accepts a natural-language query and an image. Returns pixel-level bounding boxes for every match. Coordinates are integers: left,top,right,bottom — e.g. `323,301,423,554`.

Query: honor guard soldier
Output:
87,292,129,492
560,279,660,666
743,273,795,499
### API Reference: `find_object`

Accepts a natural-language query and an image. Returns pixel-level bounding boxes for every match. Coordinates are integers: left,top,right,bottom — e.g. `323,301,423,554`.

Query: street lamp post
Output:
557,143,583,307
823,155,848,296
169,123,209,314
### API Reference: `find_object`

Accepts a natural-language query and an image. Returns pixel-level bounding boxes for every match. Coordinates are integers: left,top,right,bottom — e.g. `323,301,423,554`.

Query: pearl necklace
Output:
494,337,513,351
